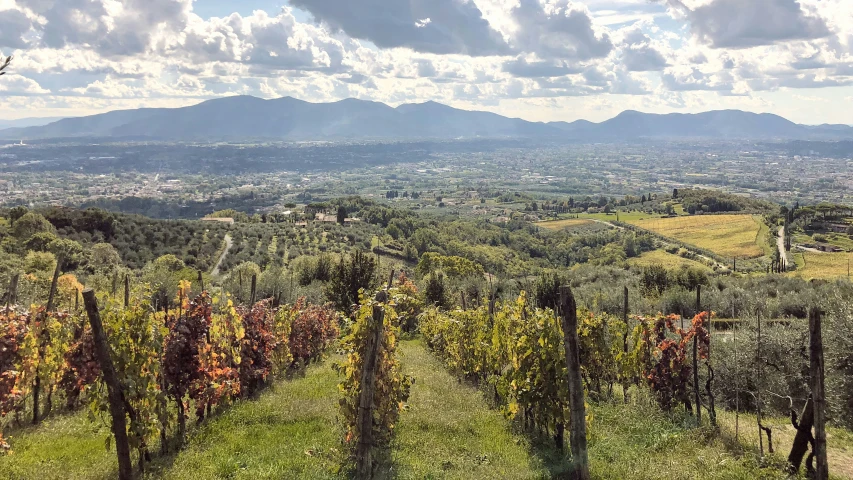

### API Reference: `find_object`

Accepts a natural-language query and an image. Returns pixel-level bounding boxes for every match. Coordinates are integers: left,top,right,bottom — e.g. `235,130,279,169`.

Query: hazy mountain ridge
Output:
2,96,851,141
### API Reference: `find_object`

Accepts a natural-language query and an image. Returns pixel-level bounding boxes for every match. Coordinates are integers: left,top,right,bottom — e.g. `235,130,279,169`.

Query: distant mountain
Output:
0,116,66,130
1,96,850,141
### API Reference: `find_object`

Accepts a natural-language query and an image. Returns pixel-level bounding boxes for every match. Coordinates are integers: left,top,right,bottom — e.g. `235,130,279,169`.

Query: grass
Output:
535,218,594,230
0,411,116,480
626,214,765,259
588,397,785,480
628,249,712,271
388,339,552,479
716,410,853,479
154,357,348,479
789,251,853,279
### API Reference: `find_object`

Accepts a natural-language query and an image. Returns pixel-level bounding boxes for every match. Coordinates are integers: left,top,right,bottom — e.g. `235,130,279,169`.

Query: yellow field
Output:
536,218,594,230
628,250,711,270
627,214,764,259
789,251,853,279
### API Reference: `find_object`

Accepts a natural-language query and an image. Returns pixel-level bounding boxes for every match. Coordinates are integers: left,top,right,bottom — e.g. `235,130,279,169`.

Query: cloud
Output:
620,27,668,71
666,0,830,49
17,0,192,56
0,8,34,48
662,66,734,91
0,73,50,95
502,56,583,77
511,0,613,60
289,0,510,56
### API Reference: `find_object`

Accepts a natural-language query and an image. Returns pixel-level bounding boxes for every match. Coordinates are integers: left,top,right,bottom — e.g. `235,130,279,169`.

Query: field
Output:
535,218,594,230
628,249,712,270
627,214,765,259
790,251,853,279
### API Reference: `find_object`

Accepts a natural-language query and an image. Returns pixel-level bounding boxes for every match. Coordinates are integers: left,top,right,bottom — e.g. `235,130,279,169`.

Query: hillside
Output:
2,96,851,141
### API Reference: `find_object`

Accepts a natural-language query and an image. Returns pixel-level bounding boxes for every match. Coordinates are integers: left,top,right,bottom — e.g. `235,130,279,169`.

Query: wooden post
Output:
704,307,716,426
757,311,765,456
250,274,257,305
123,274,130,309
82,289,133,480
621,286,630,403
355,290,388,479
46,257,62,312
559,286,590,480
198,270,205,292
809,308,828,480
693,285,702,424
6,273,19,309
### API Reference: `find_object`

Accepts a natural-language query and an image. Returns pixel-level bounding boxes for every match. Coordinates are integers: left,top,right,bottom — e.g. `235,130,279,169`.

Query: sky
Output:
0,0,852,124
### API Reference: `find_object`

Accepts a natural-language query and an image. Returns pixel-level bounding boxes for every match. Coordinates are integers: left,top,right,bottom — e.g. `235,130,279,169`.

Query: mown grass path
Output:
386,339,551,479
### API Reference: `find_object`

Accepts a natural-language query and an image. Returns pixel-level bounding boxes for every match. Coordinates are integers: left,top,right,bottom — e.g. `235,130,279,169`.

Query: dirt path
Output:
777,226,789,263
210,234,232,277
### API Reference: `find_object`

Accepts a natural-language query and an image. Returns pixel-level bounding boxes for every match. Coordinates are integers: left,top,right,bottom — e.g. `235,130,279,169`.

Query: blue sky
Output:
0,0,851,124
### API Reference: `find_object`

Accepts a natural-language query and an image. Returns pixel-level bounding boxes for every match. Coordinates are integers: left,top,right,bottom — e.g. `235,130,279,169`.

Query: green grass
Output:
155,357,347,479
588,398,785,480
389,339,552,479
0,411,116,480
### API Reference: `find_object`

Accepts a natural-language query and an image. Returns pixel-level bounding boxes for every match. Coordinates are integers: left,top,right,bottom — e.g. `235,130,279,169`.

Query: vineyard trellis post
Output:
82,289,133,480
45,256,62,312
124,274,130,309
693,285,701,424
355,289,388,479
809,308,828,480
559,286,590,480
250,274,257,305
6,273,19,309
621,286,629,404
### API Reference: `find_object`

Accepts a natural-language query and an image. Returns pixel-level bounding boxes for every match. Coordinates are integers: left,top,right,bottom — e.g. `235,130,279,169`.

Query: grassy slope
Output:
389,339,552,479
627,214,764,259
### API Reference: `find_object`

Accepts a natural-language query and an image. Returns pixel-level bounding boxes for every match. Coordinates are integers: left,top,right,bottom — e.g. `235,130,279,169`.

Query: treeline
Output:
675,188,776,215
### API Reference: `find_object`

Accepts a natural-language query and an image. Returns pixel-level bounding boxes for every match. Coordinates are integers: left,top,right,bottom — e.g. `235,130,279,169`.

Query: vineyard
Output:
2,204,853,479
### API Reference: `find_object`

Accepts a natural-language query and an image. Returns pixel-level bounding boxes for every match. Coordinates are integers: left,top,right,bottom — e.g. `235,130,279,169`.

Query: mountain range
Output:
1,96,851,141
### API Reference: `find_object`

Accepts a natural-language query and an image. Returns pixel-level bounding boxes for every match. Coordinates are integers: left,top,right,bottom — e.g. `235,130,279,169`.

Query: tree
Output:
0,56,11,76
12,212,56,240
325,250,376,314
673,188,679,199
89,243,123,272
337,206,347,225
423,272,449,309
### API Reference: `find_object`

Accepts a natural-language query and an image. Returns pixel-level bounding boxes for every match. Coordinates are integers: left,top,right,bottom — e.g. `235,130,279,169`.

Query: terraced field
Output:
627,214,765,259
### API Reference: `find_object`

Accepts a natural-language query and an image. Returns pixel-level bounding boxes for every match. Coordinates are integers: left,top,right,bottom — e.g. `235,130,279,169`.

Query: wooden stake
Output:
250,274,257,305
83,289,133,480
355,290,387,479
46,257,62,312
559,286,590,480
809,308,828,480
123,274,130,309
